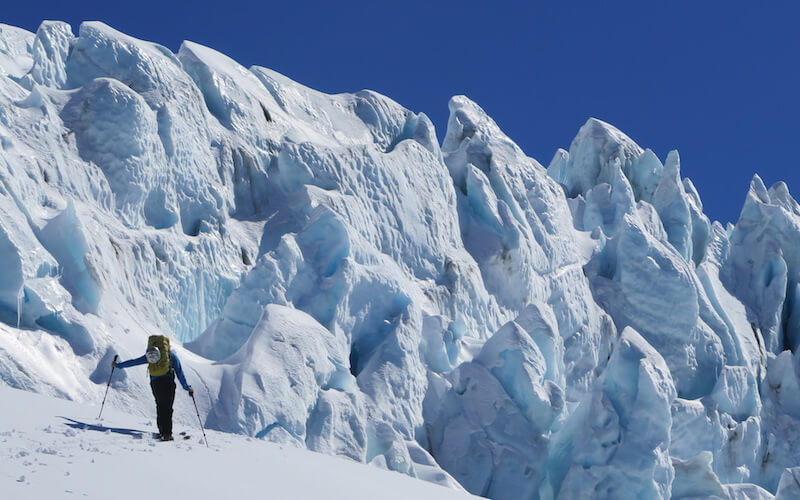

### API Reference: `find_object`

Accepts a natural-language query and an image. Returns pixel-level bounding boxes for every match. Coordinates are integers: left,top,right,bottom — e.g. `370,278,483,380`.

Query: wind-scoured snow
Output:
1,20,799,499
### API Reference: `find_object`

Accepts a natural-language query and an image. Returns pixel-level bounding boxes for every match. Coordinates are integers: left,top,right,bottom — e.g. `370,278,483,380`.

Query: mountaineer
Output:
113,335,193,441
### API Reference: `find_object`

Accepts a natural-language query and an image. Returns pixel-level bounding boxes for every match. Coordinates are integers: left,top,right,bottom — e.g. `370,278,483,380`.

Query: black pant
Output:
150,374,176,438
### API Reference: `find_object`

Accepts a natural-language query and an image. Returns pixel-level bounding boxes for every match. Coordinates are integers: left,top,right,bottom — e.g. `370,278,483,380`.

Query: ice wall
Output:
1,20,799,499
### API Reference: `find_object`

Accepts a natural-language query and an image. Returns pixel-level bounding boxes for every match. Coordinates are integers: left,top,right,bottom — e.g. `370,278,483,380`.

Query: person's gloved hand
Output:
188,387,195,397
111,358,117,369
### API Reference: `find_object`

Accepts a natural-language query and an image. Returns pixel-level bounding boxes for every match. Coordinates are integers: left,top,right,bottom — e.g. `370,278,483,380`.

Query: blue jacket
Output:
115,351,192,391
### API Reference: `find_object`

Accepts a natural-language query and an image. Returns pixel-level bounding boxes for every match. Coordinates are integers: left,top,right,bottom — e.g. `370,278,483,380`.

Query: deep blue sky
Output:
4,1,799,224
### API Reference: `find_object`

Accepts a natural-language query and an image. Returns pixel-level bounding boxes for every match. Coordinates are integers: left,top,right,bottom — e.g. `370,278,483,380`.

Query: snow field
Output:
0,384,478,500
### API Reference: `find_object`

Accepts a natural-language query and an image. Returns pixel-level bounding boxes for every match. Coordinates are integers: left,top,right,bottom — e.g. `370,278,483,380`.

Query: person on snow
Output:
112,335,193,441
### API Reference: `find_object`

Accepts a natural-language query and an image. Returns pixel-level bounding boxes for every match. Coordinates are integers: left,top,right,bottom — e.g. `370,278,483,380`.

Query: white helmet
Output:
146,346,161,364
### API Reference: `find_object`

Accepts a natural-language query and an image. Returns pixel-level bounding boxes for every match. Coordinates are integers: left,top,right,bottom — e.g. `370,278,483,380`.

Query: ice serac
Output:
652,150,710,266
427,321,560,499
714,175,800,491
442,95,615,399
584,212,724,399
547,118,645,200
723,175,800,354
758,348,800,491
27,21,73,89
548,118,709,258
60,77,167,226
547,113,794,495
4,19,800,499
179,43,481,455
546,328,676,500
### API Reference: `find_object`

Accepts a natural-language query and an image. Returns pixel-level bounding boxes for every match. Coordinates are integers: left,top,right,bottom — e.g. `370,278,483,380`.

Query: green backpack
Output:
147,335,171,377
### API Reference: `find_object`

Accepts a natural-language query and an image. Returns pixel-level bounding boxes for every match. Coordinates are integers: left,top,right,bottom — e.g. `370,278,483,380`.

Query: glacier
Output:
1,20,800,499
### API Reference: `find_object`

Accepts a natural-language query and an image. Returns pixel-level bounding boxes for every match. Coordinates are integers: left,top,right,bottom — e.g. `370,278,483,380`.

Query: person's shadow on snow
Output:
59,416,156,439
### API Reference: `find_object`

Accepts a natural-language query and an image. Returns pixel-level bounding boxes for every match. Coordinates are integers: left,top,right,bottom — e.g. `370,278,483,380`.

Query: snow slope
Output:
2,20,800,499
0,384,476,500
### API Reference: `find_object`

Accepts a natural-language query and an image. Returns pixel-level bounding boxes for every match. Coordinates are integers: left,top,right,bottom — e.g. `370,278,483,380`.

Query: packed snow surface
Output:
0,385,477,500
1,20,800,499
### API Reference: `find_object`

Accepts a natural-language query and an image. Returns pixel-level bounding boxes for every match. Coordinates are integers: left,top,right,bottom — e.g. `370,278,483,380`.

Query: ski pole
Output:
191,393,209,448
98,355,118,419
